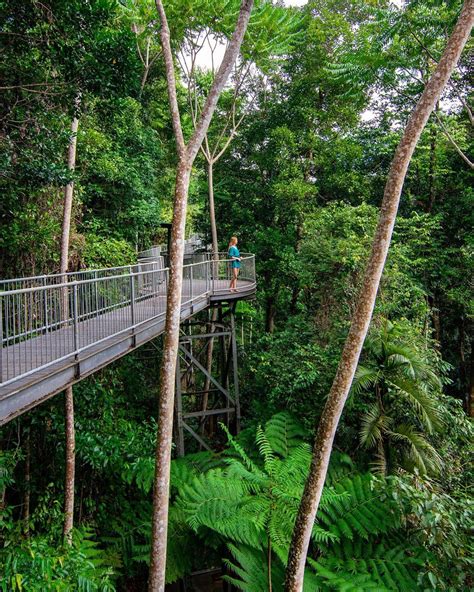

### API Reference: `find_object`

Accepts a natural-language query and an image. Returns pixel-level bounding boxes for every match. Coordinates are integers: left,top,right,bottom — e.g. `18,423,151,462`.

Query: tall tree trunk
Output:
60,114,79,274
284,4,473,589
202,160,219,428
149,159,191,591
22,430,31,535
61,108,79,543
63,387,75,540
469,338,474,417
208,159,219,257
201,308,218,438
148,3,254,590
427,104,439,213
265,295,276,334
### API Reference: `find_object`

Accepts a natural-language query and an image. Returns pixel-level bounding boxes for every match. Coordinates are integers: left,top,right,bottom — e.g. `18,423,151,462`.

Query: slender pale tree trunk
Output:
22,430,31,535
284,4,474,589
469,339,474,417
148,2,254,590
202,160,218,429
60,113,79,278
61,107,79,543
208,159,219,256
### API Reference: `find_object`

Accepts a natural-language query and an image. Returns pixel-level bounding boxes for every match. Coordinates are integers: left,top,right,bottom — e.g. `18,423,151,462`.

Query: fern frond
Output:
317,473,400,542
221,424,266,477
224,543,284,592
312,538,424,591
256,426,278,476
264,412,308,457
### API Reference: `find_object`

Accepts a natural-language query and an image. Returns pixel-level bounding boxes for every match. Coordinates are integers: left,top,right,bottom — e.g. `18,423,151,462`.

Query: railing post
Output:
130,273,136,327
0,293,3,383
43,277,48,330
94,270,99,315
72,283,79,353
190,265,193,301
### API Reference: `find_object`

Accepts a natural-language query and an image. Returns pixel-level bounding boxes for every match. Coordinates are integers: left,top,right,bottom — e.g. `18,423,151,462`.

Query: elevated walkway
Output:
0,253,256,424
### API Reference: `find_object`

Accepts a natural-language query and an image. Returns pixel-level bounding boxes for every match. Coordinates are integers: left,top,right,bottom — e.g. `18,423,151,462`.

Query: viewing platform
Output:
0,253,256,424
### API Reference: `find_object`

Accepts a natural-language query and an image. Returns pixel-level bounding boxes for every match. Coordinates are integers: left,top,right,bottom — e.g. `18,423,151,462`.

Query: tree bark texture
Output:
61,109,79,543
60,114,79,278
265,295,276,334
201,308,218,437
148,2,254,590
208,160,219,257
148,162,191,592
203,158,218,432
469,338,474,417
22,430,31,534
63,386,75,541
284,4,474,590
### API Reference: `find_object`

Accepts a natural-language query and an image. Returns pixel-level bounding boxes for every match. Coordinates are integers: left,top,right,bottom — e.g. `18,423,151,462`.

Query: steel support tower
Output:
174,301,241,456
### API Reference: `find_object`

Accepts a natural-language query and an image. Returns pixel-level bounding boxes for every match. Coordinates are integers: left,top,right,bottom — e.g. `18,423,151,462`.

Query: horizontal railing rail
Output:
0,254,255,385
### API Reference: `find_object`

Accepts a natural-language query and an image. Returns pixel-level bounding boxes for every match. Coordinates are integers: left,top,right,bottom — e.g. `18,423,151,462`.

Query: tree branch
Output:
187,0,254,161
433,112,474,168
155,0,186,158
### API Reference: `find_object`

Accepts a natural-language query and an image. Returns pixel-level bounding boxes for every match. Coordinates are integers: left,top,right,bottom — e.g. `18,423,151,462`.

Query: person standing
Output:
228,236,241,292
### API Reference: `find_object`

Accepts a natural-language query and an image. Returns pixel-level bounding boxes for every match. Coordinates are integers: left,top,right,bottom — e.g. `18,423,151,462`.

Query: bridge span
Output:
0,253,256,425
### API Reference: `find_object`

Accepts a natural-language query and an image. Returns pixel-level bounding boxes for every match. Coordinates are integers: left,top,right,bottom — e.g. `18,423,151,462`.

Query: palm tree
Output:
352,319,443,475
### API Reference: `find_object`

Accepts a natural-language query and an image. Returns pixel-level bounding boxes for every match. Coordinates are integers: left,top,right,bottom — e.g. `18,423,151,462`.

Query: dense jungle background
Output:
0,0,473,590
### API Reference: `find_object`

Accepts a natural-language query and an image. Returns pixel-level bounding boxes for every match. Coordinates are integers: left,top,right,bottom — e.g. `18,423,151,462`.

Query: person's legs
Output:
233,268,239,291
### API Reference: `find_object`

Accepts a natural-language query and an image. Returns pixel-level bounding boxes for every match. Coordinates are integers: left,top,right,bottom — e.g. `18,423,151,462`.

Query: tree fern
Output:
171,413,426,591
310,538,424,591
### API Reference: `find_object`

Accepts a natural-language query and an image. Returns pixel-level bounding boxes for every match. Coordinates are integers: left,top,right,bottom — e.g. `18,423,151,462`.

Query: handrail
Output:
0,254,256,385
0,260,213,297
0,253,255,293
0,261,159,287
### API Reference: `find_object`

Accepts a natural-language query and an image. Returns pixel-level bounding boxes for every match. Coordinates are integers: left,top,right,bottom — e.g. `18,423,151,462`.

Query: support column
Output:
174,302,241,455
230,305,241,433
174,353,185,457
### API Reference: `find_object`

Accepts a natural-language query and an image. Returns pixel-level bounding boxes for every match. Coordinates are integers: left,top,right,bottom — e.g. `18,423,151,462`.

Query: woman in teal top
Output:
228,236,241,292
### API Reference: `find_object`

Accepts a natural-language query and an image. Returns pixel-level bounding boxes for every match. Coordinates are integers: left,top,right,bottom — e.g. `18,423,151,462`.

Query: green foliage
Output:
171,414,426,591
300,203,433,330
1,2,473,591
245,319,339,428
353,319,444,475
80,232,136,269
394,472,474,591
0,528,116,592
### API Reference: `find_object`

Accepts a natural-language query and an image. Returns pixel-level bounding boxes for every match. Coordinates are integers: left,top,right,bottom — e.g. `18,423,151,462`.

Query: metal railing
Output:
0,254,255,384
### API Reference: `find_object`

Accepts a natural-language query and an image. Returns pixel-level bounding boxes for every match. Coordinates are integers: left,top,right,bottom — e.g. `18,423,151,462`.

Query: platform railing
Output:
209,253,256,294
0,255,255,384
0,261,162,292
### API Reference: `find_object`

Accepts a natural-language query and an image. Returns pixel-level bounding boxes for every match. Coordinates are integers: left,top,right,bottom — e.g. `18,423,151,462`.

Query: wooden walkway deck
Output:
0,278,255,424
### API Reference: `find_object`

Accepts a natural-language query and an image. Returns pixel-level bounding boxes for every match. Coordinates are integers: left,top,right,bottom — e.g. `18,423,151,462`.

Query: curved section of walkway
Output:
0,254,256,424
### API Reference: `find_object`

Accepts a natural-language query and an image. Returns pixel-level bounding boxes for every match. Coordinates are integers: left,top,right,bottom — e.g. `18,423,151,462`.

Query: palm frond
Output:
360,404,391,449
388,378,442,433
388,424,442,475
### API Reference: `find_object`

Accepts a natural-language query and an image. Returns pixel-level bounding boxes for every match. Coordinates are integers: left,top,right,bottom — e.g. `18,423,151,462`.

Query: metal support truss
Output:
174,302,240,456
